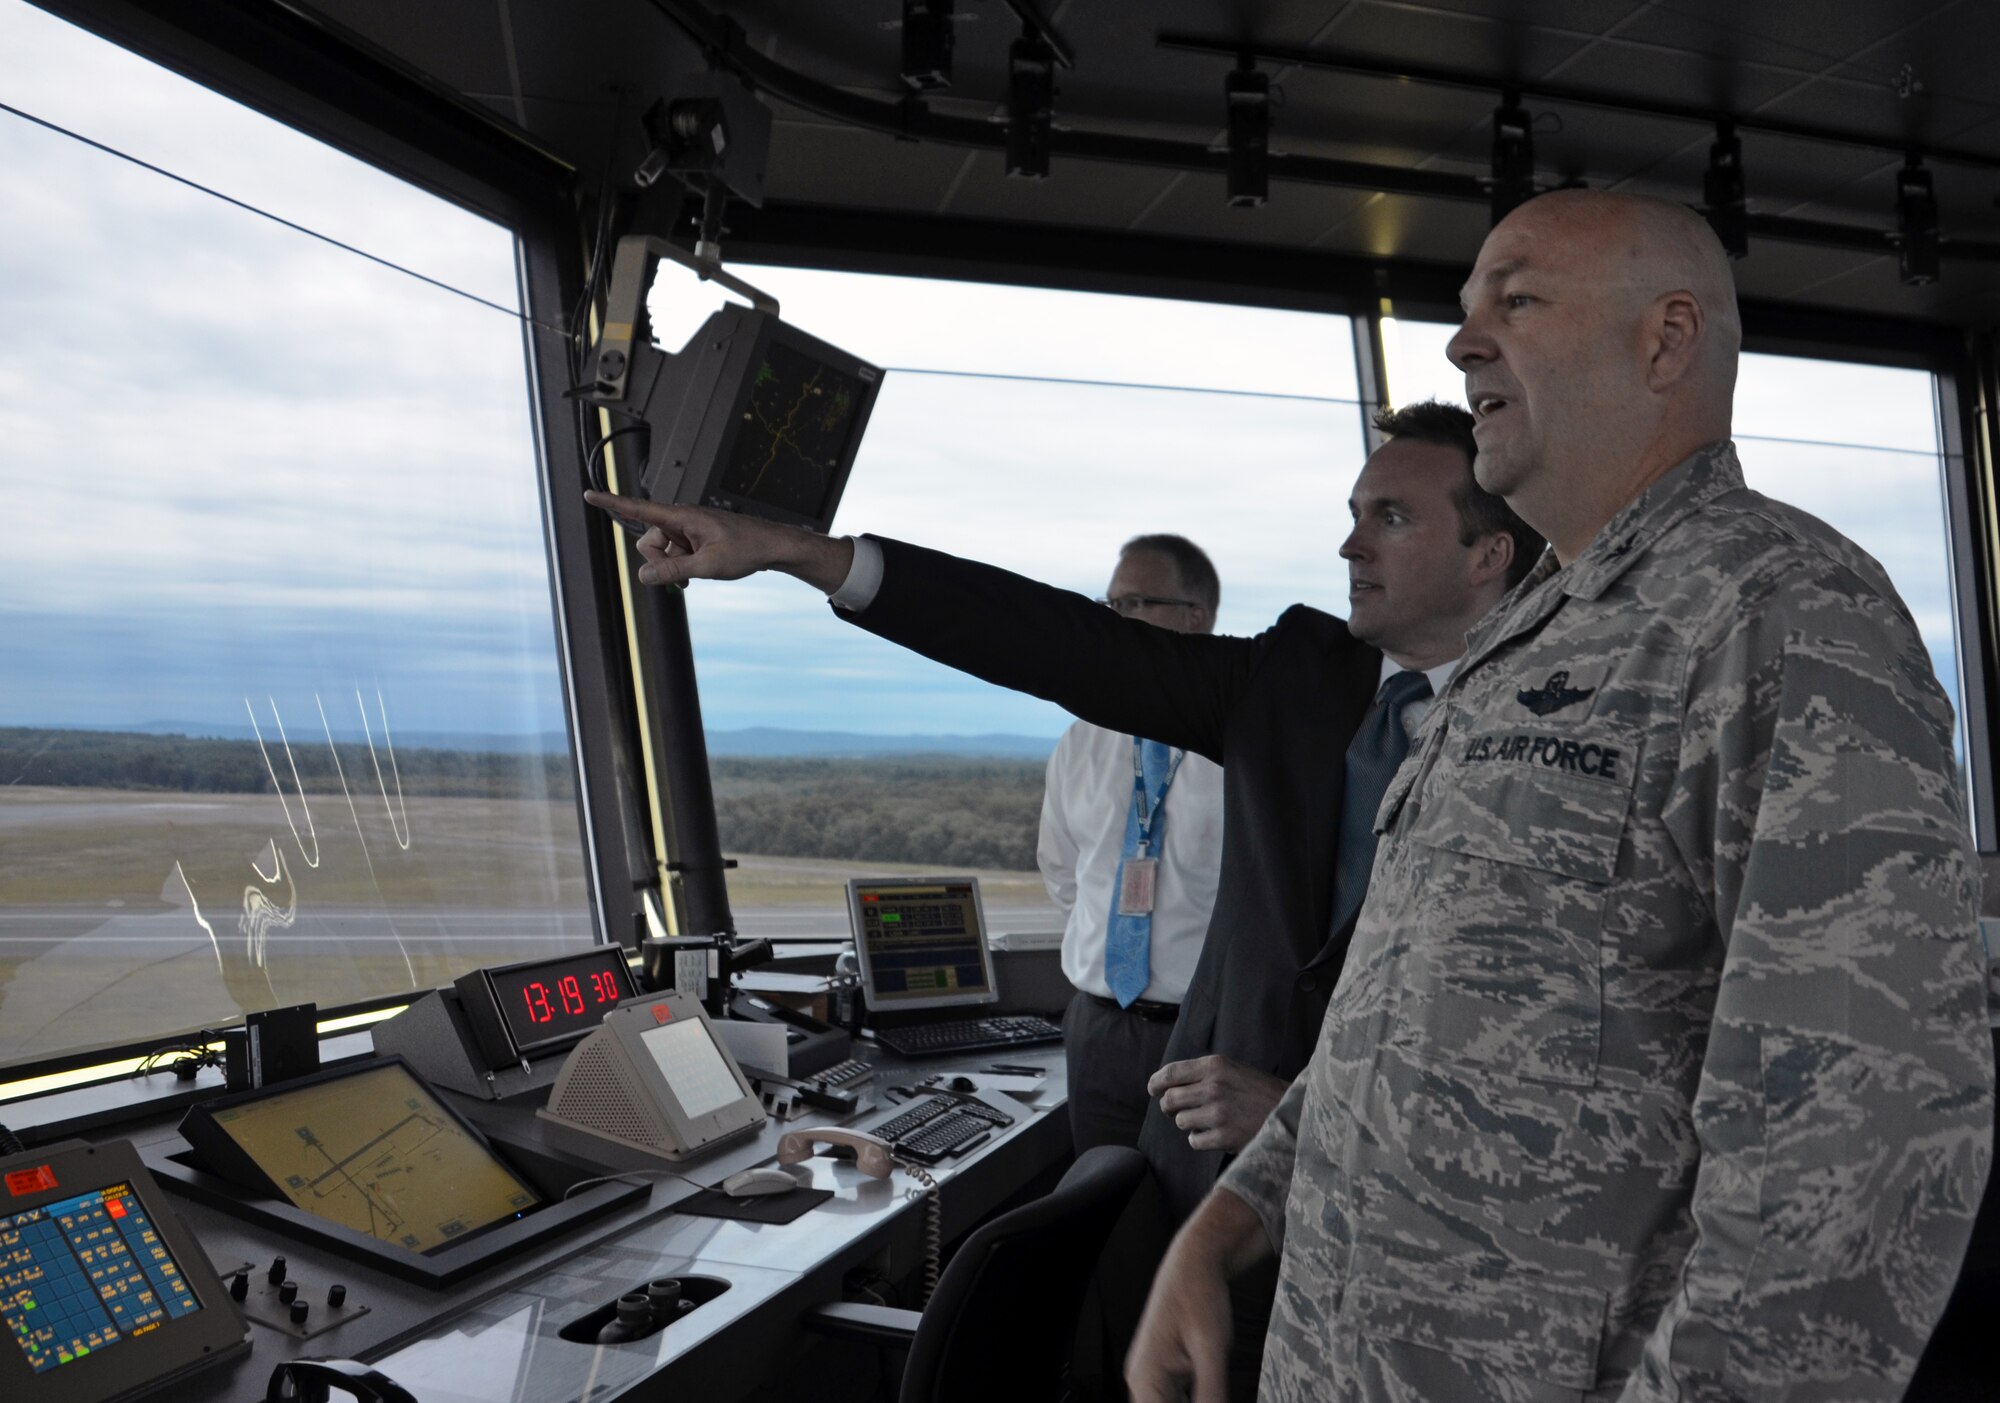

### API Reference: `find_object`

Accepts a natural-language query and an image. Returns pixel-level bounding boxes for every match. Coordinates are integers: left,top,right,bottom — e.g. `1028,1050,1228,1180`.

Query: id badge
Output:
1117,856,1158,916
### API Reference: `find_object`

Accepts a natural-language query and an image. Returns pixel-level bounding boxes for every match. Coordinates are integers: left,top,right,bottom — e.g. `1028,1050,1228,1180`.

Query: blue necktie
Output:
1329,670,1433,939
1105,738,1179,1007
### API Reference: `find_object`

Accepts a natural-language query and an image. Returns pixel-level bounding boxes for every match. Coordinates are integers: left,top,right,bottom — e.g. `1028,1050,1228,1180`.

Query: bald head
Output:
1515,191,1742,401
1447,189,1746,560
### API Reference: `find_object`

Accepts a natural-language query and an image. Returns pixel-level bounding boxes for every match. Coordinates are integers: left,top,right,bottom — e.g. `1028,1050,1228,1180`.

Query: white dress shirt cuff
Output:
828,535,884,612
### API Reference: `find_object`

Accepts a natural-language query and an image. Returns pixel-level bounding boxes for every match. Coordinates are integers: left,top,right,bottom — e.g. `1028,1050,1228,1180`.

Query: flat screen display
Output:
201,1063,539,1254
709,334,870,522
0,1183,201,1374
638,1018,743,1120
850,879,995,1007
488,948,633,1056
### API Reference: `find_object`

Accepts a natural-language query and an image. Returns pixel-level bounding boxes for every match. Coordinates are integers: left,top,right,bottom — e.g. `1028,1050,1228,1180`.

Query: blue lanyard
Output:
1130,739,1185,857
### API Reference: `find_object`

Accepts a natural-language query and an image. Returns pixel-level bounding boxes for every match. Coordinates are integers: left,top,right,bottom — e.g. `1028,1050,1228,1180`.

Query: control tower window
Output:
0,1,593,1066
669,267,1364,941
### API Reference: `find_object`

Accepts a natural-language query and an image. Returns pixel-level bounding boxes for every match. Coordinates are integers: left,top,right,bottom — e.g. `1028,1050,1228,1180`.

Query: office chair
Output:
803,1144,1149,1403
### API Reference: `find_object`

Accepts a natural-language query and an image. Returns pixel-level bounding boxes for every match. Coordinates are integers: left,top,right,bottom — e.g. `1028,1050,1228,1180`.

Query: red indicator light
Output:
860,893,879,902
651,1003,674,1024
105,1197,127,1219
6,1166,57,1196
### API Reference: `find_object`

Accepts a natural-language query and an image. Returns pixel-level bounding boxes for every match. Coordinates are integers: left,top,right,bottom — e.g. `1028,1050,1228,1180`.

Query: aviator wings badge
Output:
1517,669,1595,716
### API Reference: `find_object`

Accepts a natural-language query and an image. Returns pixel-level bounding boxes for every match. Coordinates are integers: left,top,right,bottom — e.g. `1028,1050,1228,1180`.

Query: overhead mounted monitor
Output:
586,235,881,535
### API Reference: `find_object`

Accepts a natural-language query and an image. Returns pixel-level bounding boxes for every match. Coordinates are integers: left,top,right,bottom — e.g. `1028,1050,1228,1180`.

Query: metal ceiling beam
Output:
643,0,2000,265
1156,31,2000,175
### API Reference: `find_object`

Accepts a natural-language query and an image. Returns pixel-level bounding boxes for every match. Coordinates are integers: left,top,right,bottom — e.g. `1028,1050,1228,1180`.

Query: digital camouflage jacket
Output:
1220,443,1993,1402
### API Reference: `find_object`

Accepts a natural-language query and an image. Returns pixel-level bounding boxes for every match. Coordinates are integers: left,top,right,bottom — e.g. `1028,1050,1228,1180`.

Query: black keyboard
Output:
872,1094,1015,1163
870,1015,1063,1058
874,1095,957,1143
816,1058,876,1089
895,1111,996,1164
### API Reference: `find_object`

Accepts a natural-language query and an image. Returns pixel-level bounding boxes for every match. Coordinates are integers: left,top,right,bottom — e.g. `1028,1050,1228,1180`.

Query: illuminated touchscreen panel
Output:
202,1063,538,1254
638,1018,743,1120
0,1184,200,1375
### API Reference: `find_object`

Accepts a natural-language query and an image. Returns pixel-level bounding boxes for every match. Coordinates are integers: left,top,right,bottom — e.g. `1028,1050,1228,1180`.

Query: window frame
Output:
1,0,646,1084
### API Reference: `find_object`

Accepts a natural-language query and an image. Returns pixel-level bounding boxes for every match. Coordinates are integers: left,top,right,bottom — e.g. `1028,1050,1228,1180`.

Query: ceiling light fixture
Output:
899,0,953,93
1225,59,1271,208
1704,121,1748,259
1007,35,1056,179
1490,92,1535,225
1896,154,1941,286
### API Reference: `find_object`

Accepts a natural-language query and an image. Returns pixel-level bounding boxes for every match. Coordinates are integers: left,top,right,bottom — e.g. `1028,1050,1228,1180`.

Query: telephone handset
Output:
776,1127,895,1178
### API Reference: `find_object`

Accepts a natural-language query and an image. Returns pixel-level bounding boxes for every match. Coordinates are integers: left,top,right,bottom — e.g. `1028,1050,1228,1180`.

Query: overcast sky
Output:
0,0,1965,747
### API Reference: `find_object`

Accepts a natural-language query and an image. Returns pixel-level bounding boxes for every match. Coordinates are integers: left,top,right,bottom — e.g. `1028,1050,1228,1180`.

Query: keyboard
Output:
872,1094,1015,1164
870,1015,1063,1059
815,1058,876,1089
894,1111,997,1164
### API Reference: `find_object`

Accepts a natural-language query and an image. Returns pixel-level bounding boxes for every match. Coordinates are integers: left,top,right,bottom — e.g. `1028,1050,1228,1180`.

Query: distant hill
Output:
17,721,1059,762
705,727,1057,761
108,720,569,754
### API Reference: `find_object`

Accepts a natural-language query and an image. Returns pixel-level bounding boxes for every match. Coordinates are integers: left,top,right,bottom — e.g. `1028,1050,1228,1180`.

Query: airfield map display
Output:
712,338,868,520
205,1063,538,1254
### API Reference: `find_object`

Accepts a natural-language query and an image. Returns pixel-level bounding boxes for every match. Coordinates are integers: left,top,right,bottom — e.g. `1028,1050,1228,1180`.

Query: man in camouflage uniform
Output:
1125,190,1994,1401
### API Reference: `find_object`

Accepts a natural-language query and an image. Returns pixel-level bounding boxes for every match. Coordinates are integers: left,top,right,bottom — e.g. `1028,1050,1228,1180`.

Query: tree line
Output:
0,728,575,800
710,756,1047,871
2,731,1048,870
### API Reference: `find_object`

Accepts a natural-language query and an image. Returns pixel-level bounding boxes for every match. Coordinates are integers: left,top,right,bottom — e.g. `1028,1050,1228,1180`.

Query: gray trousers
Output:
1064,988,1178,1152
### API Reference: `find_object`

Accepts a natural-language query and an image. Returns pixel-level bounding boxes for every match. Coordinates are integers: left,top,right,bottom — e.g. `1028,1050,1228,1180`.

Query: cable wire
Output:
0,97,566,336
895,1159,942,1306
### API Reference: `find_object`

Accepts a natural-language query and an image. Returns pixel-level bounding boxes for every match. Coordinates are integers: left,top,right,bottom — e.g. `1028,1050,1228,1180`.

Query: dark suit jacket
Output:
843,538,1382,1218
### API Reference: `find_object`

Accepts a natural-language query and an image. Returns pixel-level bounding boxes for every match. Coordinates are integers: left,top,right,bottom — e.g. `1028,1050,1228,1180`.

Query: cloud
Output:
0,2,1968,748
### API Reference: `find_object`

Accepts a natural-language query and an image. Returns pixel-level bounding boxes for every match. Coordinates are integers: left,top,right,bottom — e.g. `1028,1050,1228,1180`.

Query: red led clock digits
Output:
559,975,585,1016
521,982,554,1024
590,971,620,1004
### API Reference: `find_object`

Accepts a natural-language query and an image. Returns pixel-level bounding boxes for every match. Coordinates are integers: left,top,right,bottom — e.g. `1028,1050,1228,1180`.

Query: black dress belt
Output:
1085,992,1182,1022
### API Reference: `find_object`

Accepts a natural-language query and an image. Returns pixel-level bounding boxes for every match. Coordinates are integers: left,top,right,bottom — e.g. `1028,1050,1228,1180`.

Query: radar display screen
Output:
200,1062,538,1254
711,337,869,521
1,1183,201,1374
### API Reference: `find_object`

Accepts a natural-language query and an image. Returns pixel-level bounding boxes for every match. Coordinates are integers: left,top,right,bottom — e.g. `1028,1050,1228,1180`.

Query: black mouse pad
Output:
675,1187,833,1224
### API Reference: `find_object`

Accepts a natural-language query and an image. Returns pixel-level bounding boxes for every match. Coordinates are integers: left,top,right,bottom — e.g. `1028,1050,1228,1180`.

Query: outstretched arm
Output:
584,492,854,592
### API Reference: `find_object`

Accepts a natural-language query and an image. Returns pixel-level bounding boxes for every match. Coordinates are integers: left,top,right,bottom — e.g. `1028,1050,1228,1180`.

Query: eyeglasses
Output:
1099,595,1199,616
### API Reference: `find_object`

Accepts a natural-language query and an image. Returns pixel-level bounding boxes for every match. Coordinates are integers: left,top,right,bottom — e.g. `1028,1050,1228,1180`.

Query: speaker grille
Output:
547,1034,669,1151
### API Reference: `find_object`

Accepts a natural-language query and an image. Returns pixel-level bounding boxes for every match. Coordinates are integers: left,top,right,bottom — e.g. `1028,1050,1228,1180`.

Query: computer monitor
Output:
178,1058,540,1255
845,877,1000,1015
636,305,878,532
586,236,881,535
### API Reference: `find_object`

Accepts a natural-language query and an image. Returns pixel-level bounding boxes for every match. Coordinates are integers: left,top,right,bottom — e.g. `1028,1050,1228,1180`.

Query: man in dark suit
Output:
589,402,1540,1206
586,401,1541,1391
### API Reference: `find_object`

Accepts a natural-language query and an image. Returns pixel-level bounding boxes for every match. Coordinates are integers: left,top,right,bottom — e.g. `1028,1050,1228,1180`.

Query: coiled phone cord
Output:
896,1159,942,1306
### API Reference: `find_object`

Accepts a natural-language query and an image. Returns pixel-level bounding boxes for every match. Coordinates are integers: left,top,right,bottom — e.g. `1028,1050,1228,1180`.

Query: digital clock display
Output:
485,949,634,1057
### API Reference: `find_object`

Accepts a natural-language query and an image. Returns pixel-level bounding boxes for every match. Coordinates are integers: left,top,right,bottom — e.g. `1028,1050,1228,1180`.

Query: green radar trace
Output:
719,342,871,519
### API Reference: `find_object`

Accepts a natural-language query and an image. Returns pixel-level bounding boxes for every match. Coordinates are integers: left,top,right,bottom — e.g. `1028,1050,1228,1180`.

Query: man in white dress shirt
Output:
1038,534,1228,1153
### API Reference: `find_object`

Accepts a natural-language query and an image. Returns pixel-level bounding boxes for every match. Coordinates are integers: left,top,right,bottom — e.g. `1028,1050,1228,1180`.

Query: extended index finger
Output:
583,490,700,533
